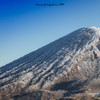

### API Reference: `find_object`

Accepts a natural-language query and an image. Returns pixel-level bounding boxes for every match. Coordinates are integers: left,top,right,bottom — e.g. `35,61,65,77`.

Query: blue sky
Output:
0,0,100,67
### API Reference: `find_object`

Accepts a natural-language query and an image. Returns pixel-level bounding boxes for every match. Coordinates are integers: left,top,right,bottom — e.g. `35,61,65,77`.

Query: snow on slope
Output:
0,27,100,92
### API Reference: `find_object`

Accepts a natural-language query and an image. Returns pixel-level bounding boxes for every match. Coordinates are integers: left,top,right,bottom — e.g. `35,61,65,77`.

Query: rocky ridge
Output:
1,27,100,99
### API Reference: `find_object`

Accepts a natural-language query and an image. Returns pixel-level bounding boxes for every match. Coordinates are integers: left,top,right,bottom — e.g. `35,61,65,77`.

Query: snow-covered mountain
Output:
1,27,100,99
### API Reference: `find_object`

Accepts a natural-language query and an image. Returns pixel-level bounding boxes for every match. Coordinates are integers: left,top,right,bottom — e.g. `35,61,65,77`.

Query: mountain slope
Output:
0,26,100,99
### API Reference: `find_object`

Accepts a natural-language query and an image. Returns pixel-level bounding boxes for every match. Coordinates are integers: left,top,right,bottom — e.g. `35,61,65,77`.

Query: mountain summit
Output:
1,27,100,99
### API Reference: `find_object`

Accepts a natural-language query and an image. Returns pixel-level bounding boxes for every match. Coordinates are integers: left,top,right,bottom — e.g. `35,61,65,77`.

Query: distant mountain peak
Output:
0,27,100,99
87,26,100,33
86,26,99,29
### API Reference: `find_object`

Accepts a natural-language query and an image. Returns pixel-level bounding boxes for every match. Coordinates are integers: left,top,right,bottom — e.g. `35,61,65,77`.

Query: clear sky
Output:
0,0,100,67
